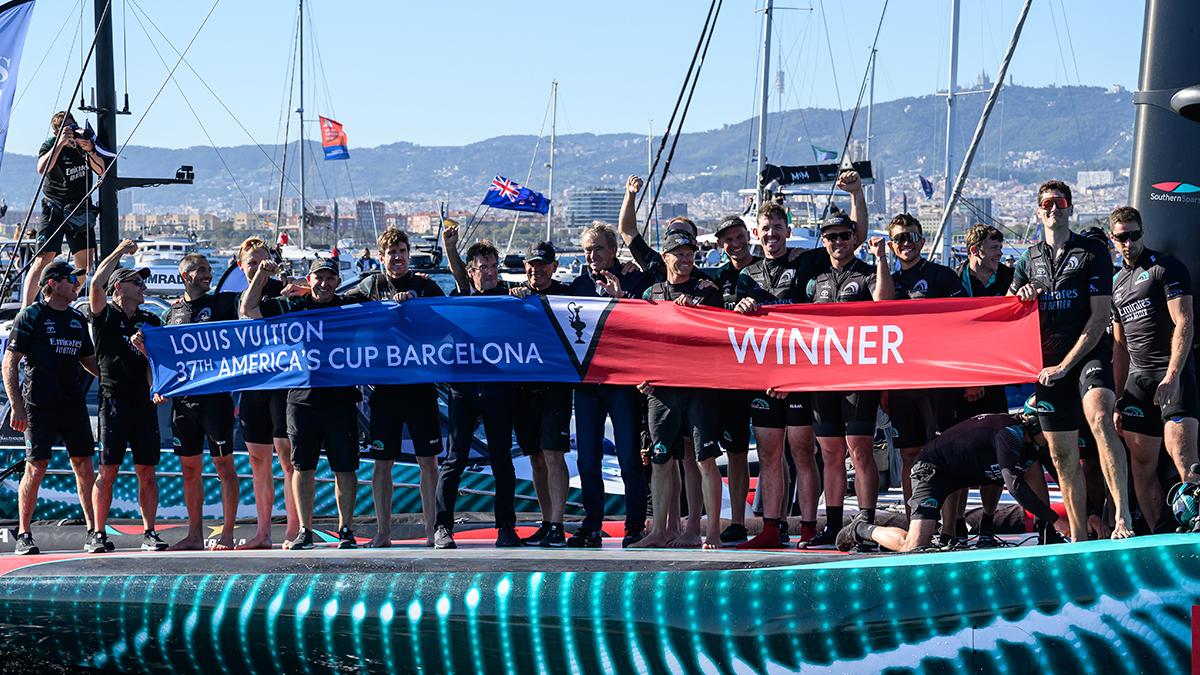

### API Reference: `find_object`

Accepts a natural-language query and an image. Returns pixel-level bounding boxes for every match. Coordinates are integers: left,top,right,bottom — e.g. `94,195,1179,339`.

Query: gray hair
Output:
581,221,618,249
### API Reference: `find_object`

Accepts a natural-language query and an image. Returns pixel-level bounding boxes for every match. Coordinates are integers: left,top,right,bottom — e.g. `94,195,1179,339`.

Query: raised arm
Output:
869,237,894,301
37,129,72,176
838,171,869,248
90,239,138,315
441,221,470,293
617,175,644,248
240,260,278,319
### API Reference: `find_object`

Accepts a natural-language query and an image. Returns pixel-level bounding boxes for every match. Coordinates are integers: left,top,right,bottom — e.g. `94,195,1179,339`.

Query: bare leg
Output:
899,446,921,517
846,435,878,510
1125,431,1166,530
17,460,48,534
334,472,357,532
168,456,206,551
544,451,569,523
664,457,683,540
69,457,96,531
211,454,239,550
92,465,119,533
818,436,848,518
631,461,677,548
295,469,315,530
1167,419,1200,485
1045,430,1087,542
21,252,54,308
275,437,298,546
369,459,396,547
726,451,749,526
1080,458,1108,526
418,455,438,541
787,426,818,522
72,248,94,276
1083,388,1133,538
939,489,964,536
753,427,785,520
698,457,725,549
668,457,704,548
134,464,159,532
528,452,551,522
865,518,938,552
238,442,275,549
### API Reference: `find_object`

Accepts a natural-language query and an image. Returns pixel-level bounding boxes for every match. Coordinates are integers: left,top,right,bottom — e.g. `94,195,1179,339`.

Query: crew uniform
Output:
708,220,762,460
807,257,881,437
89,270,162,467
628,231,712,285
8,297,95,461
953,260,1015,417
1009,232,1115,431
889,258,966,447
166,293,238,458
343,270,446,463
435,280,520,539
236,277,287,447
1112,248,1199,434
513,245,574,459
907,414,1060,526
37,133,95,256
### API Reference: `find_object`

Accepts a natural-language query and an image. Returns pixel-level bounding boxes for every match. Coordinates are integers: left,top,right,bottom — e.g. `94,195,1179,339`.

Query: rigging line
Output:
817,0,847,140
490,95,550,253
126,5,252,212
1055,0,1100,205
51,7,84,120
303,1,336,118
635,0,718,215
275,38,296,244
272,7,300,165
643,0,724,234
1045,0,1094,206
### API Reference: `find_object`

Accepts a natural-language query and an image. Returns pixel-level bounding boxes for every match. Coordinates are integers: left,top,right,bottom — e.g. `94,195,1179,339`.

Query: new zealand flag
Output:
481,175,550,214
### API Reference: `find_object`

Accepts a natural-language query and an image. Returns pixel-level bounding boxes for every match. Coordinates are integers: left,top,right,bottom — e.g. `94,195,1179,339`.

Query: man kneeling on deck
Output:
837,410,1070,552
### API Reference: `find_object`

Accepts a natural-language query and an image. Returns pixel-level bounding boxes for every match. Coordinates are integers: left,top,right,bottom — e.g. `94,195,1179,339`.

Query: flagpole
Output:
547,81,556,244
297,0,306,251
755,0,774,210
939,0,960,265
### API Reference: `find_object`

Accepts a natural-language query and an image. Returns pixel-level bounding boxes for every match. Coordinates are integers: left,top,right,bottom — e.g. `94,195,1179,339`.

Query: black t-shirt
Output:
807,258,877,303
38,137,91,205
7,302,95,406
89,303,161,399
1112,248,1193,372
568,262,649,300
737,248,829,308
917,413,1058,522
892,258,966,300
235,277,285,310
259,294,363,407
715,258,759,309
628,232,712,285
953,261,1015,298
166,292,239,326
644,276,724,308
450,281,515,297
1010,233,1113,360
521,279,571,297
343,271,445,302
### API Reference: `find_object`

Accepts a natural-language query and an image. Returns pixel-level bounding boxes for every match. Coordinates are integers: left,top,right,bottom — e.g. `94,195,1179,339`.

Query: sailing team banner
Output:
319,116,349,160
143,296,1043,397
0,0,35,175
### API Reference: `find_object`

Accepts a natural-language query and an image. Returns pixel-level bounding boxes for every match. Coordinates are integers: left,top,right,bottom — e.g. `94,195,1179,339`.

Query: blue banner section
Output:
144,297,583,397
0,0,35,174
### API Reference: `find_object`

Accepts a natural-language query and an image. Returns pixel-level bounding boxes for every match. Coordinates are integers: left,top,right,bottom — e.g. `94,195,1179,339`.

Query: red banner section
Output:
584,296,1042,391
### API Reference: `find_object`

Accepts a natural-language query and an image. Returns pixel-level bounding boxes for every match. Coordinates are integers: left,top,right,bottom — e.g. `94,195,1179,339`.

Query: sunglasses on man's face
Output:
1039,197,1070,211
1110,229,1144,244
124,277,146,287
891,231,922,245
822,230,854,242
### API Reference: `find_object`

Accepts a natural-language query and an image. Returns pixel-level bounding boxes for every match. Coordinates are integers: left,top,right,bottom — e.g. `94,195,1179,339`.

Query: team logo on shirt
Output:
196,307,212,321
778,269,795,285
751,398,770,410
1122,406,1144,418
840,282,860,297
921,498,939,509
1035,401,1056,414
541,296,616,378
69,319,81,329
371,440,385,450
1135,270,1151,284
652,443,669,458
1063,257,1080,272
912,279,928,294
44,322,55,335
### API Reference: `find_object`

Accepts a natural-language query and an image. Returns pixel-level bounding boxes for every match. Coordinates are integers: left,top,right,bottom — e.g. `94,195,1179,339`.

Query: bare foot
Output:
702,537,721,550
236,532,273,550
1111,519,1135,540
210,536,236,551
667,531,703,548
629,529,673,548
168,533,204,551
281,538,295,550
365,532,392,548
426,537,435,548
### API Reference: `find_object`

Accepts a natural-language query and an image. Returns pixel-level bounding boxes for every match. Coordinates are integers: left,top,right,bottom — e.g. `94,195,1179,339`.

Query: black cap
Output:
714,215,747,238
309,258,339,275
39,260,85,286
662,230,699,254
524,241,556,263
106,267,150,292
819,211,855,232
1077,226,1107,242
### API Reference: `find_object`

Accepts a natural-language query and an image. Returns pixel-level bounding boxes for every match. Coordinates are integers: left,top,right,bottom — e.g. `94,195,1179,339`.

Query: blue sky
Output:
2,0,1145,153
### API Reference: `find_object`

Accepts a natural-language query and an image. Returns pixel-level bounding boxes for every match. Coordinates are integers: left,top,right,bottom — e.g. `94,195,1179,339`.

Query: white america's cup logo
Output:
542,296,616,378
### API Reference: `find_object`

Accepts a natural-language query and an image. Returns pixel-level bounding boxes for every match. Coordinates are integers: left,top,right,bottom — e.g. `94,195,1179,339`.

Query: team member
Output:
87,240,167,553
617,175,714,283
23,112,105,307
510,241,574,546
802,213,893,548
242,258,362,550
1109,206,1200,531
4,262,99,555
954,224,1015,417
343,229,446,548
837,412,1070,552
1010,180,1134,541
631,230,726,549
885,214,966,517
433,226,521,548
567,222,650,547
233,237,298,549
164,254,240,551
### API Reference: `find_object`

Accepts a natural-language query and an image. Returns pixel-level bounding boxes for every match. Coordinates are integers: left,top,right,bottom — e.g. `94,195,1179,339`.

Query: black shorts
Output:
908,460,962,521
238,389,287,445
513,384,572,454
812,390,880,438
98,396,160,466
718,389,754,453
888,389,956,448
749,391,813,429
1119,361,1200,437
647,387,721,464
38,199,95,256
287,402,360,473
24,399,94,462
1035,345,1115,432
171,395,235,458
368,384,443,459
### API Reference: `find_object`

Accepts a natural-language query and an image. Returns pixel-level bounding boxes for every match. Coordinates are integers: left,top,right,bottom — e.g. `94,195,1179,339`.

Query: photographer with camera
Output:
22,111,106,307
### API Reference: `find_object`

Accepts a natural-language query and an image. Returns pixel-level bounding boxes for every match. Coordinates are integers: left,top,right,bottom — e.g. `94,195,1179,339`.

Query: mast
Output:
940,0,961,264
297,0,306,250
93,0,117,260
865,48,876,210
547,81,556,243
755,0,774,208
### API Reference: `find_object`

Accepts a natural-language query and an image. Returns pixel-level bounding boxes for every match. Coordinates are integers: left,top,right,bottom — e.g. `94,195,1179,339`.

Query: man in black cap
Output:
163,253,240,551
242,258,364,550
801,213,892,548
86,239,167,553
510,240,574,546
631,230,726,549
4,260,99,555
